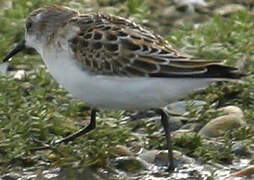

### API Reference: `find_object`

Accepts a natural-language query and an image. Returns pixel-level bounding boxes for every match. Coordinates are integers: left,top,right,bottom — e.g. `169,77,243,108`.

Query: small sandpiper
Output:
1,5,245,171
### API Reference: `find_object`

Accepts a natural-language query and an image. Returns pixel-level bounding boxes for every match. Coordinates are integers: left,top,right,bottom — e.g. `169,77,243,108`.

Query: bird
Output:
1,5,245,171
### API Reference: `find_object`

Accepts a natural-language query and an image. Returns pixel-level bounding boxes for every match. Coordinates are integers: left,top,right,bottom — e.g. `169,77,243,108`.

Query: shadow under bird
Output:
1,5,245,171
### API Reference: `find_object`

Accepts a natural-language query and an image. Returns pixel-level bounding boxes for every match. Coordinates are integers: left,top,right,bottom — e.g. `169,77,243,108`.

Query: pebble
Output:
181,122,203,132
199,106,245,138
138,150,159,164
114,157,148,172
154,151,169,166
1,173,20,180
232,142,248,156
0,62,9,74
20,82,33,89
215,4,245,16
168,116,185,131
155,150,194,167
110,145,134,157
14,70,25,80
139,149,194,167
172,129,197,139
247,144,254,156
166,100,206,116
174,0,207,7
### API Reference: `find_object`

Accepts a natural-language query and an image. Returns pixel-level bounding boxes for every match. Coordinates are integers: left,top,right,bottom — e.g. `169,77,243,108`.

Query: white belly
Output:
42,48,213,110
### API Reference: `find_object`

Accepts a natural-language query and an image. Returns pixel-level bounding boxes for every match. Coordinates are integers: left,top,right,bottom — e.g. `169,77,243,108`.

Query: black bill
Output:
2,39,26,62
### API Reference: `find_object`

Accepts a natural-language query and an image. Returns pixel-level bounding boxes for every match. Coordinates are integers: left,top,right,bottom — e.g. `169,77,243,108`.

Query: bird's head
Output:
2,5,78,63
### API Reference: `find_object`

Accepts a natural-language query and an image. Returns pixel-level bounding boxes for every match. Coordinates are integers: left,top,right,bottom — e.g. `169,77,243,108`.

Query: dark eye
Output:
26,21,33,30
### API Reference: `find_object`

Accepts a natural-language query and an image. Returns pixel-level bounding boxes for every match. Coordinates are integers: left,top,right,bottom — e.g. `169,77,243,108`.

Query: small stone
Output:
114,157,148,172
215,4,245,17
0,62,9,73
169,116,185,131
174,0,207,7
146,116,183,131
166,100,206,116
1,172,21,180
174,0,207,15
161,6,183,21
14,70,25,80
139,150,159,163
154,150,194,167
42,167,61,179
173,151,194,164
21,82,33,89
248,144,254,156
154,151,168,166
199,106,245,138
110,145,134,157
232,142,249,156
181,122,203,132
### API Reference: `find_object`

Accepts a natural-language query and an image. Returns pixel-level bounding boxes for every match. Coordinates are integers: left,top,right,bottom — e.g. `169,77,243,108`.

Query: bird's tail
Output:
203,64,245,79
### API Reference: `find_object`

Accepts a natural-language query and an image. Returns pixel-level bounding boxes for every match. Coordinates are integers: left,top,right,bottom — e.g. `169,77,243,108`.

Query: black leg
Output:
52,109,97,145
158,109,174,171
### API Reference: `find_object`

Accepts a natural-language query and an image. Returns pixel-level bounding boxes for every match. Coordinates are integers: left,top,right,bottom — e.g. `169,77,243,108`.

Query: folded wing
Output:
68,13,244,79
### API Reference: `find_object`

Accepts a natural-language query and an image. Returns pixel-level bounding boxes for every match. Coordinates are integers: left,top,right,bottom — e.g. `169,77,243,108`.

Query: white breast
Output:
40,46,213,110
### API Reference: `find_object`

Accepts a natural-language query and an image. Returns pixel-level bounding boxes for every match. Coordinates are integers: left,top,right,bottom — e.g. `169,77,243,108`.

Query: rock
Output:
174,0,207,7
143,115,183,132
123,110,156,121
139,149,194,167
20,82,33,89
215,4,245,17
158,115,184,131
172,129,197,140
14,70,25,80
181,122,203,132
0,62,9,73
220,106,244,117
42,167,61,179
139,150,159,163
166,100,206,116
154,150,194,167
114,157,148,172
1,174,19,180
110,145,134,157
248,144,254,156
154,151,168,166
174,0,207,15
168,116,185,131
159,6,186,28
232,142,249,156
199,106,245,138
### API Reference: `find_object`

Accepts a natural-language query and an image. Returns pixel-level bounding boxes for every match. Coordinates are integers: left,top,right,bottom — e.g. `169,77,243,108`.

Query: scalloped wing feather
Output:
68,13,244,79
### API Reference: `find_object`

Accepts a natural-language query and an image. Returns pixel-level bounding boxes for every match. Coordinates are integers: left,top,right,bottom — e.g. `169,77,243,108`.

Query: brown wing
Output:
68,13,244,79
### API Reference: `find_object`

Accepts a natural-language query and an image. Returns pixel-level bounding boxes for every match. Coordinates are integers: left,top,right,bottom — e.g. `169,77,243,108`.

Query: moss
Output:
173,133,202,155
195,142,234,164
0,0,254,175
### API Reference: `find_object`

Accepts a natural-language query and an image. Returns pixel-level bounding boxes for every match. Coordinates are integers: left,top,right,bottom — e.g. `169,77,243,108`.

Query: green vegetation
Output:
0,0,254,175
195,140,234,164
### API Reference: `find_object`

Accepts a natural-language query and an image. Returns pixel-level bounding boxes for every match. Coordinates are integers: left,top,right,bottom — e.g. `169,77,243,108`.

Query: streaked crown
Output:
25,6,78,46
